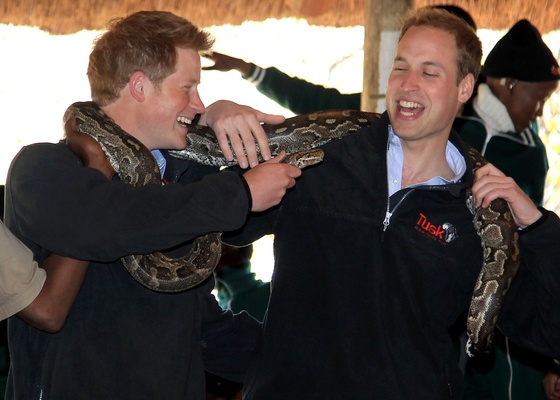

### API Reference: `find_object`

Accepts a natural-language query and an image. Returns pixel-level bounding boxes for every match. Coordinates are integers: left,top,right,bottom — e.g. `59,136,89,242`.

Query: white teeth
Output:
177,116,192,125
399,100,422,108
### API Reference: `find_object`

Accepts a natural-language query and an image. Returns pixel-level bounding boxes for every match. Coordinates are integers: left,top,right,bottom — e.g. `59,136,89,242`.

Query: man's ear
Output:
458,73,475,104
129,71,146,102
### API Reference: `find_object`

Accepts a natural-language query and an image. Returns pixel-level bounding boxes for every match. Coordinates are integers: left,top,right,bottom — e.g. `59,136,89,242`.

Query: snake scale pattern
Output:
64,102,224,292
63,102,323,293
464,146,520,357
64,102,519,356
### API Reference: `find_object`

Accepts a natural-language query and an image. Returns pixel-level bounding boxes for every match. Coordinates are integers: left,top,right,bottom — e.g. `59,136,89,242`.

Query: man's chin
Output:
173,138,187,151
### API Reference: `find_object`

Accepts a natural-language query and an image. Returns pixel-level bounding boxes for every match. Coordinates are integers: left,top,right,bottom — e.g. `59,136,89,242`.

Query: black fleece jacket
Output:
225,112,560,400
4,143,259,400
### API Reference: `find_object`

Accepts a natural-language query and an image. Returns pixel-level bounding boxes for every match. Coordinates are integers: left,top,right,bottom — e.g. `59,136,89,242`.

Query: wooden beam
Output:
362,0,412,112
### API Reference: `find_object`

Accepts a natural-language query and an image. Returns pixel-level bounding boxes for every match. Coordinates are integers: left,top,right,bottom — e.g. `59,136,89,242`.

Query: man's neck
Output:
400,139,454,188
102,100,141,144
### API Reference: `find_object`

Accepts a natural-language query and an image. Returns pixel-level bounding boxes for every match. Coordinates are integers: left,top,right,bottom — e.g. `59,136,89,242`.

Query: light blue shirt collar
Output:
387,126,466,196
151,149,166,180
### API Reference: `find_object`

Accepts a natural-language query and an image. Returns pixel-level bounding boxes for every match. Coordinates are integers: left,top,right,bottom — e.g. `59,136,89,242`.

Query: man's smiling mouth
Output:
177,116,193,127
398,100,424,117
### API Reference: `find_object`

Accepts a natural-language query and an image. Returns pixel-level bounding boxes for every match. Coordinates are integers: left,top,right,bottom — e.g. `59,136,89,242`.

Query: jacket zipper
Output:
382,189,414,233
382,131,414,236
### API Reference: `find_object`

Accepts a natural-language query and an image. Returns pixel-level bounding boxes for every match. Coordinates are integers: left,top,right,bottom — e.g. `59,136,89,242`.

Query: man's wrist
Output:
518,207,548,234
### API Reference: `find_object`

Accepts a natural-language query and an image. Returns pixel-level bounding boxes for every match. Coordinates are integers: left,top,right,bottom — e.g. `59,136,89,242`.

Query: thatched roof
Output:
1,0,558,34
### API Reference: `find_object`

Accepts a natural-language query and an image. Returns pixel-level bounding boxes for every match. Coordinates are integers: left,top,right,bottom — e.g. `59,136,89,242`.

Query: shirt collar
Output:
387,126,466,196
151,149,166,179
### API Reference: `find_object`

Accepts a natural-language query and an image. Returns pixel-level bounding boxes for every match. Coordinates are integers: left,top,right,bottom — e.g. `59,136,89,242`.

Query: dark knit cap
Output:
483,19,560,82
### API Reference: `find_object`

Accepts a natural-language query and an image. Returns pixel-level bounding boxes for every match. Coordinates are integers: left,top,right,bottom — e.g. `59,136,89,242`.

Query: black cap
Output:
483,19,560,82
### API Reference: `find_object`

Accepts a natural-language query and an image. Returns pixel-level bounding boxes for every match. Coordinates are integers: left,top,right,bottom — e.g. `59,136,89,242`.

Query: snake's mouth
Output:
177,116,193,128
397,100,424,117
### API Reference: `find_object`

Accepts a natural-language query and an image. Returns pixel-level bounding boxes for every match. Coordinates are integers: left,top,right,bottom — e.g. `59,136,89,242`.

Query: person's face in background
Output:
504,79,559,132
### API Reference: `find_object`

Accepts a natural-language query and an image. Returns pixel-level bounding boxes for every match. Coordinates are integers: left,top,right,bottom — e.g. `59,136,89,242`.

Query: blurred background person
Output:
453,18,560,400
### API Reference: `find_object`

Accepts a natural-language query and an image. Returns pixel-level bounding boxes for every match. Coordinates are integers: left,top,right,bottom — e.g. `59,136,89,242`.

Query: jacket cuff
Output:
519,207,549,235
239,174,253,212
243,64,266,85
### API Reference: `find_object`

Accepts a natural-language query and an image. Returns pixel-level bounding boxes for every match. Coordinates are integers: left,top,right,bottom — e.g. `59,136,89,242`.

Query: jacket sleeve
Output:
497,209,560,359
0,221,45,320
255,67,362,114
5,143,251,262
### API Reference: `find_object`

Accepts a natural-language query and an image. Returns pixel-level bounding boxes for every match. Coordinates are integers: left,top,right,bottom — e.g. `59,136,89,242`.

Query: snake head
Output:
280,149,325,169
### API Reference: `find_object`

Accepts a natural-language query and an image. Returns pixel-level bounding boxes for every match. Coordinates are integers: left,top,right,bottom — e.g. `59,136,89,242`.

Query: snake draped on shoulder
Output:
63,102,519,356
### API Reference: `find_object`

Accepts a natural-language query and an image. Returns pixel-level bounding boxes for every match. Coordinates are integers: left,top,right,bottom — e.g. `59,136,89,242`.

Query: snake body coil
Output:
64,102,519,356
63,102,324,292
170,109,373,166
64,102,223,292
464,146,520,356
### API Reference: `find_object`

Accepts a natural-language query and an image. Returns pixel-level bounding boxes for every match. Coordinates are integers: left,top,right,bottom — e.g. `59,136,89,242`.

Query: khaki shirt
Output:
0,222,45,320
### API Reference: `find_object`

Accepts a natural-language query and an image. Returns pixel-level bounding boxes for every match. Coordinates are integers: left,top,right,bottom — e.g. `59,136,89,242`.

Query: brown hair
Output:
87,10,214,105
400,7,482,85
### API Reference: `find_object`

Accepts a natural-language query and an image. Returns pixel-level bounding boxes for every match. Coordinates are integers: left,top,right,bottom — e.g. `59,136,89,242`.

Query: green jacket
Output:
453,100,548,206
247,66,361,114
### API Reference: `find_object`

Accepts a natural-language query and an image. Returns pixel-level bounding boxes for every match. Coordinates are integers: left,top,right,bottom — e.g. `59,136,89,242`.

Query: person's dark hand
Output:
202,52,253,76
543,370,560,400
64,115,115,179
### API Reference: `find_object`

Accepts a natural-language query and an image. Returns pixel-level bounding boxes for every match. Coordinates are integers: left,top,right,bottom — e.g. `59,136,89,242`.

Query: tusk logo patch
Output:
416,213,458,244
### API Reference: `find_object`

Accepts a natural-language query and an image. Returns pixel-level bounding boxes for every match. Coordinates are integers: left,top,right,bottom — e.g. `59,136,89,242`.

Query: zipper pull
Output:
382,210,392,232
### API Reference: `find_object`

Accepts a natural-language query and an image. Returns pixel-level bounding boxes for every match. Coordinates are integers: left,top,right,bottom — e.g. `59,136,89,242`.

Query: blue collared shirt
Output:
151,150,166,182
387,126,466,197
